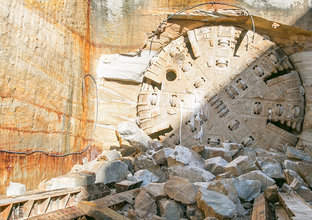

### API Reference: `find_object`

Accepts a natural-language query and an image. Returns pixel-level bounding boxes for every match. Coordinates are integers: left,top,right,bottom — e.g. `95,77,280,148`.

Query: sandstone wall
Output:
0,0,311,194
0,0,96,194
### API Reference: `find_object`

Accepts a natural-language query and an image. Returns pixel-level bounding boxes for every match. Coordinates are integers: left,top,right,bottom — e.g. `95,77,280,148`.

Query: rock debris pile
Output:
10,123,312,219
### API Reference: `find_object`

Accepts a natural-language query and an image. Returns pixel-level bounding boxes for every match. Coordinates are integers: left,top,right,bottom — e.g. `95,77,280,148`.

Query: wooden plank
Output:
115,180,142,193
27,206,85,220
91,188,139,208
78,200,130,220
251,194,272,220
0,204,13,220
279,191,312,220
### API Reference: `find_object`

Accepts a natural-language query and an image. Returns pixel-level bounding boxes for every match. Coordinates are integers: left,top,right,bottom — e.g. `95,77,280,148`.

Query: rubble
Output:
283,169,308,187
233,178,262,201
6,182,26,197
134,190,157,218
86,160,128,184
158,198,184,220
286,146,311,161
257,157,284,179
202,147,233,162
204,156,228,176
196,189,237,219
296,161,312,187
164,176,197,204
153,148,174,165
239,170,275,191
117,121,153,151
130,169,160,186
264,185,279,203
224,156,258,176
168,164,215,182
167,145,204,168
142,183,166,200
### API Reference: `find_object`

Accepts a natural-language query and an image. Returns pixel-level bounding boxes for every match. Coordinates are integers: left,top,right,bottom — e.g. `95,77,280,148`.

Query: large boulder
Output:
283,160,300,173
167,145,204,168
158,199,184,220
239,170,275,191
286,146,311,161
168,164,215,182
202,147,233,162
284,169,308,187
86,161,128,184
134,190,157,218
153,148,174,165
224,156,258,176
196,189,237,219
131,169,159,186
233,178,262,201
133,154,168,182
204,157,228,175
142,183,166,200
45,171,95,190
296,162,312,187
6,182,26,197
257,157,284,179
164,177,197,204
117,121,152,151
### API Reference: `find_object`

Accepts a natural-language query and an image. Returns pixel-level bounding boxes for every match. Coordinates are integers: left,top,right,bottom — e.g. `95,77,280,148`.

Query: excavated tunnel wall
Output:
0,0,311,194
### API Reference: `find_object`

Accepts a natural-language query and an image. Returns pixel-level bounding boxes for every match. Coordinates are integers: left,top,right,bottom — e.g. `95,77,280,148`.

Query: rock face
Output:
164,177,197,204
87,161,128,184
134,190,157,218
224,156,258,176
117,121,152,151
168,165,215,182
196,189,237,219
257,157,284,179
6,182,26,197
158,199,184,220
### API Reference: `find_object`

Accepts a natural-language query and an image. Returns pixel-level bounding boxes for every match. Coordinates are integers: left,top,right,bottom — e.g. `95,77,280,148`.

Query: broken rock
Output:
196,189,237,219
117,121,153,152
239,170,275,191
167,145,204,168
131,169,159,186
164,176,197,204
297,161,312,187
264,185,279,203
134,190,157,218
86,161,128,184
204,157,228,175
284,169,308,187
6,182,26,197
233,178,262,201
202,147,233,162
286,146,311,161
46,171,95,190
97,149,121,161
153,148,174,165
168,164,215,182
257,157,284,179
158,198,184,220
224,156,258,176
142,183,166,200
283,160,299,173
